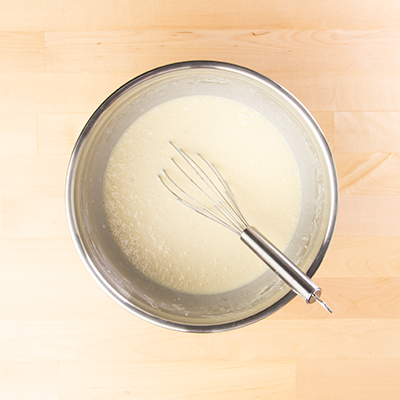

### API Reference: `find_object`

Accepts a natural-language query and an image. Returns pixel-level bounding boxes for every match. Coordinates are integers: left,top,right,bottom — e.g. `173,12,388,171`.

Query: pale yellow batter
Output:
103,95,302,294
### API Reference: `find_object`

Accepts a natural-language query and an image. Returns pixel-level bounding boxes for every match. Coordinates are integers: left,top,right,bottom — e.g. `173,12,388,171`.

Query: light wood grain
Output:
60,360,296,400
2,0,400,31
3,197,68,237
0,114,37,155
0,238,86,281
335,195,400,236
1,0,400,399
0,362,59,400
321,236,400,278
0,32,44,72
0,72,133,114
2,318,400,364
0,278,116,321
0,198,3,238
0,156,69,197
336,153,400,195
38,113,90,155
297,360,400,400
335,112,400,153
44,29,400,73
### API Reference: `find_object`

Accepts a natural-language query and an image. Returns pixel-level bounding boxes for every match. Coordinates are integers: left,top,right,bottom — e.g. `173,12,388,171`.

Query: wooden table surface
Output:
1,1,400,399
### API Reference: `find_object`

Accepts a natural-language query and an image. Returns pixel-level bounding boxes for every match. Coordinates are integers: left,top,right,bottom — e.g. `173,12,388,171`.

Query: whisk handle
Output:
241,226,321,304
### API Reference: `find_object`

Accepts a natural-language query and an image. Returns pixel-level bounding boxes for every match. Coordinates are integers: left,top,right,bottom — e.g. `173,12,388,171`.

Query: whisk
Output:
159,142,332,313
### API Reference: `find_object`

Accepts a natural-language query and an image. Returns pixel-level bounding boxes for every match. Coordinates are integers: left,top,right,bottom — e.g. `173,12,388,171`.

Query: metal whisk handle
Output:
241,226,332,312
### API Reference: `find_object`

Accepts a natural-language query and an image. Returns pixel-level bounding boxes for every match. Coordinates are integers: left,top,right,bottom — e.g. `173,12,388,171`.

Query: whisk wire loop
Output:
197,153,248,228
171,143,248,231
161,142,249,234
159,169,242,234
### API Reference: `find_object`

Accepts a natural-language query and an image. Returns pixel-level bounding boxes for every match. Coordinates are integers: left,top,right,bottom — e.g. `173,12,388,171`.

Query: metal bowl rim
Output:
65,60,338,333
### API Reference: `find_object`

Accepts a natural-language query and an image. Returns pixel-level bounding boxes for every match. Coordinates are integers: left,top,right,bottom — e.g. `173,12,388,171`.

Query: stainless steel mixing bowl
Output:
66,61,338,332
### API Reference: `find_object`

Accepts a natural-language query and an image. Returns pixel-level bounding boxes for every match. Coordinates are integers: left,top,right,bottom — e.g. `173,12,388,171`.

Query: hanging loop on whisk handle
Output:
241,226,332,312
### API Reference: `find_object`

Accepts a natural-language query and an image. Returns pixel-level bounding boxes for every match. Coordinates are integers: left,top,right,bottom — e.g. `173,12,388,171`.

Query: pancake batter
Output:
103,95,302,294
